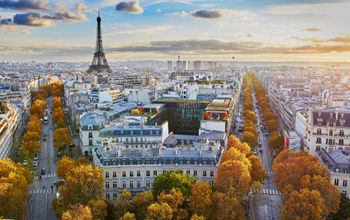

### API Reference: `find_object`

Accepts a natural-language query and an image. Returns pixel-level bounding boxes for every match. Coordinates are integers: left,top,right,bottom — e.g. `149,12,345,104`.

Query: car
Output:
259,143,262,148
57,151,62,157
253,150,258,155
265,132,269,136
41,168,46,175
43,137,47,142
259,148,263,153
33,160,38,168
23,160,28,166
43,133,47,137
34,154,38,161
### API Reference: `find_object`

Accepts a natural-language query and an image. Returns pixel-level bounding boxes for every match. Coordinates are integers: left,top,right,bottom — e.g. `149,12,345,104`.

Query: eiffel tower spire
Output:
87,12,112,73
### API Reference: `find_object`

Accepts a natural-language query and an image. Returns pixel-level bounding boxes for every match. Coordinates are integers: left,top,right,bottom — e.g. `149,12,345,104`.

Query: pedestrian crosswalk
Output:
250,188,282,196
35,173,56,180
29,189,58,195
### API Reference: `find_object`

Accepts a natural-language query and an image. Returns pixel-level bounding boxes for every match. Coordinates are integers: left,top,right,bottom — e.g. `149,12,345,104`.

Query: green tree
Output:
114,189,132,219
131,191,154,220
152,170,195,197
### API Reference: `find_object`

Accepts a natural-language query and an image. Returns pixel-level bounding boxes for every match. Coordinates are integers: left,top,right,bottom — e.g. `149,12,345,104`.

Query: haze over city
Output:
1,0,350,62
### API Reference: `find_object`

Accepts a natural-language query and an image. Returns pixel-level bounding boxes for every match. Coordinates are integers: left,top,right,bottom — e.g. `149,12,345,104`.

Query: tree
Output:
241,131,258,148
158,188,187,220
214,160,251,194
268,132,284,151
281,189,324,220
248,155,268,182
88,199,107,220
266,119,279,132
22,140,40,157
27,116,42,133
57,164,104,212
243,124,258,137
190,214,206,220
114,189,132,219
263,111,275,122
152,170,195,197
227,135,251,156
213,187,245,220
244,110,257,124
52,97,63,110
30,99,47,118
220,148,252,172
51,81,64,96
53,107,65,125
131,191,154,220
330,193,350,220
53,128,72,149
22,131,40,142
120,212,136,220
62,204,92,220
0,158,32,219
188,182,213,218
146,203,173,220
56,156,75,179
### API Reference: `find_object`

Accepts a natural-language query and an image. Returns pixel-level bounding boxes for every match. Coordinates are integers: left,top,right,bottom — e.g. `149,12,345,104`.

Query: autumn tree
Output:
131,191,154,220
120,212,136,220
53,107,65,125
244,110,257,124
268,132,284,151
213,187,245,220
22,140,40,157
56,156,75,179
52,97,63,110
227,135,251,156
53,128,71,149
62,204,92,220
188,182,213,218
30,99,47,118
146,203,173,220
88,199,107,220
54,163,104,214
27,116,42,133
220,148,252,171
51,81,64,96
22,131,40,142
214,160,251,195
158,188,187,220
281,189,324,220
248,155,268,182
241,131,258,148
0,158,32,219
190,214,206,220
152,170,195,197
263,111,275,122
114,189,132,219
266,119,279,132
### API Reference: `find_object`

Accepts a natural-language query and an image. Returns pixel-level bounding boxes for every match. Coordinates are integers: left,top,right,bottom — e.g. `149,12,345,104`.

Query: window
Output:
339,139,344,145
122,181,126,188
317,128,322,134
340,130,345,136
137,171,141,177
146,180,151,187
153,170,157,176
316,145,321,151
105,172,109,178
137,181,141,188
186,170,190,175
113,193,117,199
316,138,321,144
105,194,110,200
113,171,117,178
203,171,207,177
89,132,93,138
113,181,117,189
122,171,126,177
130,171,133,177
89,139,93,146
146,170,150,176
344,180,348,187
210,171,214,177
194,170,197,176
329,130,333,136
105,181,110,189
130,181,134,189
334,179,339,186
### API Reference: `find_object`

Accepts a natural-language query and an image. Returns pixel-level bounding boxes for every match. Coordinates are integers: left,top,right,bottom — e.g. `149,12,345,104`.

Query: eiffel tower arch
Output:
87,12,112,73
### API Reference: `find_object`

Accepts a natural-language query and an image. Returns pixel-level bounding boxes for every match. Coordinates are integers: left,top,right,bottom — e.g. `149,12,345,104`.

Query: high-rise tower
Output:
87,12,112,73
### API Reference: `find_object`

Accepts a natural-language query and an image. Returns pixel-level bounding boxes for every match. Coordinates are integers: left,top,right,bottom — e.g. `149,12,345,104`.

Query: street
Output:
28,97,59,220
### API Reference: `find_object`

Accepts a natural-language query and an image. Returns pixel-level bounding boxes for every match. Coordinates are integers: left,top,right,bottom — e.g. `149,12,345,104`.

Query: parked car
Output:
23,160,28,166
259,148,263,153
34,154,38,161
33,160,38,168
43,137,47,142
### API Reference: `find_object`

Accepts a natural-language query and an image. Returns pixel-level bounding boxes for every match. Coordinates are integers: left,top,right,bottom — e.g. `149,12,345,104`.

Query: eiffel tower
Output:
87,12,112,73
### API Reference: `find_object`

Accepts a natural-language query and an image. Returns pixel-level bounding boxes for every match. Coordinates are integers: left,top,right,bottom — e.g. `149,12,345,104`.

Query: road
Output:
28,96,59,220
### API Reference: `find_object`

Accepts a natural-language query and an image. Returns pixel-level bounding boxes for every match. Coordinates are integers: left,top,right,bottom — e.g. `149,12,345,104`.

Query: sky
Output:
0,0,350,62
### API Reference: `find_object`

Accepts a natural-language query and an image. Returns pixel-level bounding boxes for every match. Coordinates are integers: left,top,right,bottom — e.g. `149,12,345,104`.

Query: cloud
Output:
0,0,49,11
105,25,173,36
116,1,143,14
302,28,321,32
0,10,87,28
108,39,350,55
292,36,350,44
75,3,89,12
156,8,162,13
190,9,223,19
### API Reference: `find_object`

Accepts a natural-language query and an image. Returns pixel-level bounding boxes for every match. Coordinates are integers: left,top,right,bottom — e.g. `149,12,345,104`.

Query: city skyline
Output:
0,0,350,62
